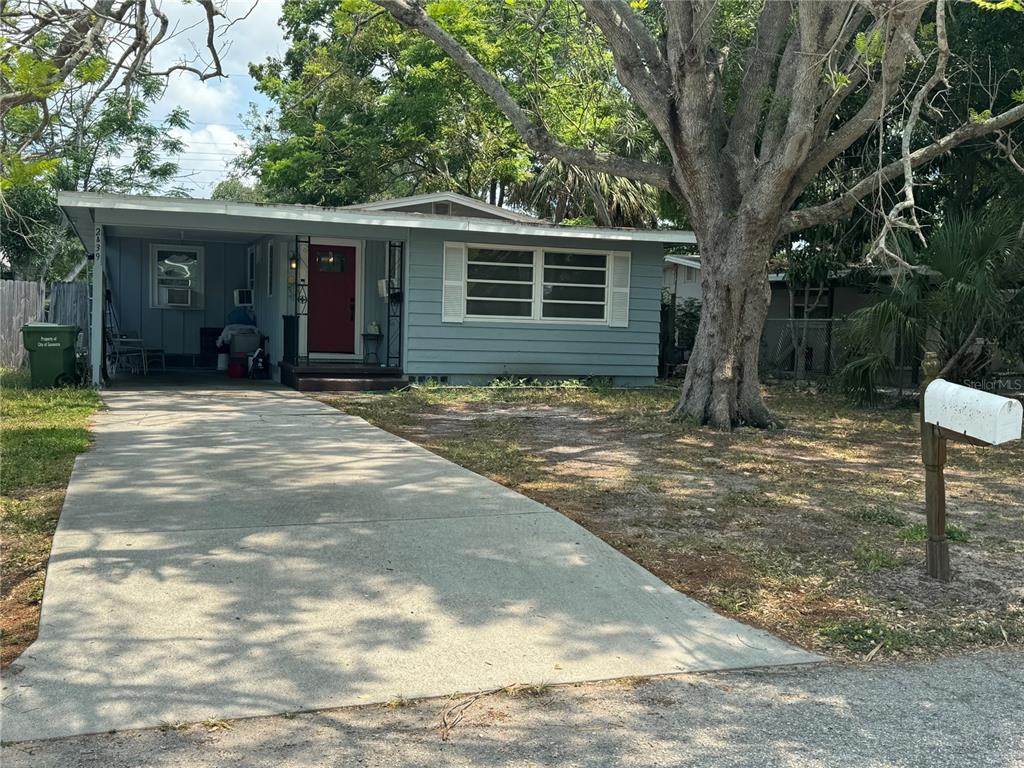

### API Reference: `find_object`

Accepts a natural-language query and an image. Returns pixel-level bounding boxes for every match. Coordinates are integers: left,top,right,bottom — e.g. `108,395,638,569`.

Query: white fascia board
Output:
353,191,540,223
664,254,702,269
57,192,697,245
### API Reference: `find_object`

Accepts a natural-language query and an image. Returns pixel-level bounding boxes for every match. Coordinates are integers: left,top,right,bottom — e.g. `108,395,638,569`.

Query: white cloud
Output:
160,73,244,126
145,0,286,196
167,124,252,198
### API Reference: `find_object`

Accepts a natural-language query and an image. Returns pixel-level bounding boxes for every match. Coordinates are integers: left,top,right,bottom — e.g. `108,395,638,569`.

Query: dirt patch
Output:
325,384,1024,660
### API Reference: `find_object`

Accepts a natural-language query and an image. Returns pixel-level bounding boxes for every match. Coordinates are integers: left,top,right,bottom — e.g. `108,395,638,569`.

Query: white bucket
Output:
216,352,230,371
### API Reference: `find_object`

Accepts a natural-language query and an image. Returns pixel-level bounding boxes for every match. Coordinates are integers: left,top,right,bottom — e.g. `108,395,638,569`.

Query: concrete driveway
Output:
1,380,818,742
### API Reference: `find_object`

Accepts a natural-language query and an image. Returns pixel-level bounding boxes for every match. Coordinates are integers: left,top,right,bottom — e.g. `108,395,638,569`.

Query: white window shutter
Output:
608,251,631,327
442,242,466,323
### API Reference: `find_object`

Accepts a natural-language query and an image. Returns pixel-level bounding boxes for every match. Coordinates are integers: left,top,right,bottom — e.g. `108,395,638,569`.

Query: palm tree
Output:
838,207,1024,402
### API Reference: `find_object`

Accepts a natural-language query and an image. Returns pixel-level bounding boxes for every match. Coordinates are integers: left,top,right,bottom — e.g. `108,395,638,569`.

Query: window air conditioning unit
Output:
234,288,254,307
164,288,193,307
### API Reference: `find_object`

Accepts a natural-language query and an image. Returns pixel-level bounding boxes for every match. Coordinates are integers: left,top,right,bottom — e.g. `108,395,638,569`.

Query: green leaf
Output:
854,29,886,66
970,0,1024,11
0,155,61,189
74,55,109,84
823,70,851,93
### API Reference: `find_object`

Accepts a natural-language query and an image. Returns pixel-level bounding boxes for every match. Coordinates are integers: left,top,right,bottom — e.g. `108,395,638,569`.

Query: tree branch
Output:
370,0,672,190
724,0,793,189
779,102,1024,235
879,0,950,246
578,0,672,139
783,2,928,209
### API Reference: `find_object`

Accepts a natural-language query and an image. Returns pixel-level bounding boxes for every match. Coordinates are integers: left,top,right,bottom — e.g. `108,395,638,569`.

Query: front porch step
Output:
281,363,402,377
292,376,407,392
279,360,405,391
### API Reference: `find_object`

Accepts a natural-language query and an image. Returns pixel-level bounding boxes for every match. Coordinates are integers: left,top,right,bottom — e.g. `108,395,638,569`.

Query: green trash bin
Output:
22,322,81,388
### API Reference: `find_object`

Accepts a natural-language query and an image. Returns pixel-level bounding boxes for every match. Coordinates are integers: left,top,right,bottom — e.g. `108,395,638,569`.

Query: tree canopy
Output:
1,2,245,280
243,0,669,225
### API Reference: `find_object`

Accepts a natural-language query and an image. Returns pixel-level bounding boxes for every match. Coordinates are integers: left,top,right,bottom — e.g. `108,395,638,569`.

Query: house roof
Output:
341,191,541,223
57,192,698,245
665,254,702,270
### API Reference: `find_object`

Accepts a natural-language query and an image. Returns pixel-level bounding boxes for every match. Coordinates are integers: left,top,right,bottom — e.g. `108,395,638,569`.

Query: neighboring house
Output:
58,191,695,389
662,254,702,303
661,255,879,378
761,270,881,378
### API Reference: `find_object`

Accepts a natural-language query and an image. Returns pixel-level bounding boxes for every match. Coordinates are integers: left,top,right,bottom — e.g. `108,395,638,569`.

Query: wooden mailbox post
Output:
919,355,1023,581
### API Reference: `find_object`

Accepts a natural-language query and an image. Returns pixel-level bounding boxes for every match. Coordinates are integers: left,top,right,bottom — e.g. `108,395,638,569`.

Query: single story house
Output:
662,254,702,304
58,191,695,389
661,256,879,377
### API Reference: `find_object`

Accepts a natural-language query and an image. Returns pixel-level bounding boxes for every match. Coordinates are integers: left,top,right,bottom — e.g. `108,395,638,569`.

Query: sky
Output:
145,0,287,197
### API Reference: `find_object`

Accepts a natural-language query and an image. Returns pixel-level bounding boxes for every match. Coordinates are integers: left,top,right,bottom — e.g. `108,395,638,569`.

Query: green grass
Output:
1,369,99,494
852,541,902,572
819,620,913,653
1,368,99,666
899,522,971,542
843,505,908,527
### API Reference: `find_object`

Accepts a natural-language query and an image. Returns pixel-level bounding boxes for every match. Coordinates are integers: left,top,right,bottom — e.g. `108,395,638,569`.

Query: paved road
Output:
4,651,1021,767
1,380,815,742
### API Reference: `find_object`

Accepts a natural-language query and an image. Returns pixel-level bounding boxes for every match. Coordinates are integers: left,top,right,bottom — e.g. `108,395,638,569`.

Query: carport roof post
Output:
57,192,698,246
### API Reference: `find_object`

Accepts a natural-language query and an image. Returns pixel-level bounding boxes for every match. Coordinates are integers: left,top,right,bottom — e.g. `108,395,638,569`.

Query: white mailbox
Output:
924,379,1023,446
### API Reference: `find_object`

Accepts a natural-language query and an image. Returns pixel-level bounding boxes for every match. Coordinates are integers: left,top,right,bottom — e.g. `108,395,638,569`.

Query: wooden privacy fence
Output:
0,280,90,369
0,280,46,368
49,282,89,334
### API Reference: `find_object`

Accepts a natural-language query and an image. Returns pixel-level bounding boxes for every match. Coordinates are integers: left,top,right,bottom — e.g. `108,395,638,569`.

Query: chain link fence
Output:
760,318,846,379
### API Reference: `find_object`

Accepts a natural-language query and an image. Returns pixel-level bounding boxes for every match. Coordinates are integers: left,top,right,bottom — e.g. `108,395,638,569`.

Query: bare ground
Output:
322,383,1024,660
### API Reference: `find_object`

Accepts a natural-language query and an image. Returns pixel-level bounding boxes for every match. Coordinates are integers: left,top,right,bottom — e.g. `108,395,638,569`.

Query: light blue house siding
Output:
104,234,395,367
404,230,662,386
104,236,249,361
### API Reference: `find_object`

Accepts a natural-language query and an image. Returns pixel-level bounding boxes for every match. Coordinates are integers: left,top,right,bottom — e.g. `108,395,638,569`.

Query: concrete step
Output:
285,364,402,377
293,377,407,392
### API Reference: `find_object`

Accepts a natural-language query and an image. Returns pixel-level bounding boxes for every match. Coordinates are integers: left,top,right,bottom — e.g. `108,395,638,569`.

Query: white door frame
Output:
306,237,363,360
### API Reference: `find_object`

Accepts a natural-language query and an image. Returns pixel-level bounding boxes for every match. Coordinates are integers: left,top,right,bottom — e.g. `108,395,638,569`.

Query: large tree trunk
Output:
671,221,775,430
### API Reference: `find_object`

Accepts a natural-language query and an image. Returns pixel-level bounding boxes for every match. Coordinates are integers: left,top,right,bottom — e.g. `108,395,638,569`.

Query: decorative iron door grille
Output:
386,240,404,369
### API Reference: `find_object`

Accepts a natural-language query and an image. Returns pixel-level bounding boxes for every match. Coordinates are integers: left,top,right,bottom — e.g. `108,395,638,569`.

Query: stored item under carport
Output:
227,354,247,378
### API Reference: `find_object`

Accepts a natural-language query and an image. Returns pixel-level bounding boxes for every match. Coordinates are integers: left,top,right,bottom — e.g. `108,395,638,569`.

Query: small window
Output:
315,249,347,272
432,201,452,216
151,244,204,309
267,242,275,297
464,246,534,318
541,251,607,321
247,245,256,290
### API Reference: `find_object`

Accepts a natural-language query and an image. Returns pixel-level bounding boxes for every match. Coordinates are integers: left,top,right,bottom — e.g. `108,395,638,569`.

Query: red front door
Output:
308,244,357,354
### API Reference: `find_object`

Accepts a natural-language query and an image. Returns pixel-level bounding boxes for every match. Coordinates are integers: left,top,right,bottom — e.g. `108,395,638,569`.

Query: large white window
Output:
443,242,630,326
151,244,204,309
541,251,607,320
465,245,535,318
